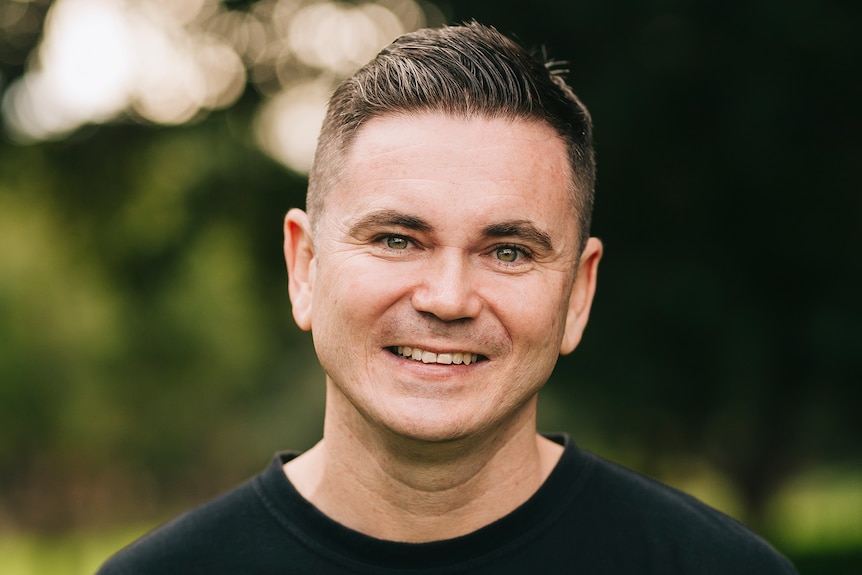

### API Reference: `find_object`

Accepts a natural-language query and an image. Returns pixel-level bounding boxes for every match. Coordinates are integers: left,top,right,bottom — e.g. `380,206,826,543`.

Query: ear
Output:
560,237,602,355
284,208,315,331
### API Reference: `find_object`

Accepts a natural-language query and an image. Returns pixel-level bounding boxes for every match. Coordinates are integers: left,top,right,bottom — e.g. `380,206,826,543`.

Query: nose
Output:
410,248,482,321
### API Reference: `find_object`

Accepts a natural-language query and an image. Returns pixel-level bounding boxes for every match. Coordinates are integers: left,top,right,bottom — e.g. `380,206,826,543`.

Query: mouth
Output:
390,346,485,366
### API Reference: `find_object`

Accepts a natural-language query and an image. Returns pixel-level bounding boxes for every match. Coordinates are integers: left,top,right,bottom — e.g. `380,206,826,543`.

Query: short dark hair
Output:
307,22,595,251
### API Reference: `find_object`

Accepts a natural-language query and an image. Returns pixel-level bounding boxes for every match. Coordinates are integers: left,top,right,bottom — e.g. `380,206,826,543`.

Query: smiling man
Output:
99,22,797,574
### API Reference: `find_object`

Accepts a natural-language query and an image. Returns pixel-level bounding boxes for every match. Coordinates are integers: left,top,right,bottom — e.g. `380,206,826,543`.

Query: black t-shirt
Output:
98,435,797,574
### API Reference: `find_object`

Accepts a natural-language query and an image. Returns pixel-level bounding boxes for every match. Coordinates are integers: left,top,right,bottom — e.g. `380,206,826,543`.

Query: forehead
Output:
324,112,577,242
345,113,570,183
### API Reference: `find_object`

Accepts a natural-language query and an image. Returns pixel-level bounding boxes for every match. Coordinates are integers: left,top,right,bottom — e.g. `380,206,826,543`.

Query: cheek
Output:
503,283,570,382
312,257,407,331
489,278,568,342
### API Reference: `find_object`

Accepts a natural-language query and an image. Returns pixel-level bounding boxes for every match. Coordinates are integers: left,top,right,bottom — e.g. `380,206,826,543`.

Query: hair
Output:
306,21,596,252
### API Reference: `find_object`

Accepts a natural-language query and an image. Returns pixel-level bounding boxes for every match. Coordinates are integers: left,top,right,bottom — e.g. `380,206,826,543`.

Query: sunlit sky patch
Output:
0,0,442,174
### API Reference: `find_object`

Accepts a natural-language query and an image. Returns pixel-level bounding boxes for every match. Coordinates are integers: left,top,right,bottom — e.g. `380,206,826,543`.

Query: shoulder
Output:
97,455,292,575
564,446,797,574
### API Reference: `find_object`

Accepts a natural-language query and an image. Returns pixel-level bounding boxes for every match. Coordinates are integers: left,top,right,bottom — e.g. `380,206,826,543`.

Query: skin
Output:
282,112,602,542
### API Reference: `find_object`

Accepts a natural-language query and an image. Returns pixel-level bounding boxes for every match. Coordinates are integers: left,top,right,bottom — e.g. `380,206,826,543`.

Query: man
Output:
99,22,797,574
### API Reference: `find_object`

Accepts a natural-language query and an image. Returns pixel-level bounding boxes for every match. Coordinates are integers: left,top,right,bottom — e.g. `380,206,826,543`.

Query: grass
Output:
0,524,152,575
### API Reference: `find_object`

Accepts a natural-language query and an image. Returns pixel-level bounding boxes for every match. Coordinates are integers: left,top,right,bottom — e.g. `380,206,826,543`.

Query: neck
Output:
284,389,563,542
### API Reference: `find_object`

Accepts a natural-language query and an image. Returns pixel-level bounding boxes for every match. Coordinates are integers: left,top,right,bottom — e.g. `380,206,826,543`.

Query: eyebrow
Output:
347,209,433,236
483,220,554,251
347,210,554,251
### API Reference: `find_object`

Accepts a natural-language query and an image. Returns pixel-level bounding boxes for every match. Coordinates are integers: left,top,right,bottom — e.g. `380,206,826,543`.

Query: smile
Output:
393,346,483,365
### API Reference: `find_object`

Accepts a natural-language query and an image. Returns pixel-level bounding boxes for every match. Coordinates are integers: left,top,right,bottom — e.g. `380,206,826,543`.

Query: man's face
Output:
287,113,600,444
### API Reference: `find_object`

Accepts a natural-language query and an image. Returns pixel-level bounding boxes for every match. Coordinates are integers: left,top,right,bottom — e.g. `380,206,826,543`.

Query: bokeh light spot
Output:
1,0,431,173
254,79,331,174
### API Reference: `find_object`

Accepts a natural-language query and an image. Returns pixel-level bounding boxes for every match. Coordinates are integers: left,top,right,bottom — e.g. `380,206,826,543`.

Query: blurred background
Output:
0,0,859,572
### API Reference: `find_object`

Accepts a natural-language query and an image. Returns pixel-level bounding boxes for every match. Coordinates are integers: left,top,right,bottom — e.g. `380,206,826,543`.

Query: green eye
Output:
386,236,409,250
495,247,520,262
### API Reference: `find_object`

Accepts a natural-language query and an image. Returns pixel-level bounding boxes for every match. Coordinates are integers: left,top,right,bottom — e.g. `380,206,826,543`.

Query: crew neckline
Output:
252,434,594,572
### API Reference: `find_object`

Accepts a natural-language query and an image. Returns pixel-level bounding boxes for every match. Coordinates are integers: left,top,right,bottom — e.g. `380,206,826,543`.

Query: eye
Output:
385,236,410,250
495,246,525,263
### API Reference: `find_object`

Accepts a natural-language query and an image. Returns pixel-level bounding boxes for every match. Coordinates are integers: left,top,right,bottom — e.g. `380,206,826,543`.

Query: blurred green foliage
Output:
0,0,860,570
0,106,325,528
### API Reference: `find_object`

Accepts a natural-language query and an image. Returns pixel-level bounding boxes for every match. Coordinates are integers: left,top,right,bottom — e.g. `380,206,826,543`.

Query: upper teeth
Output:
396,346,479,365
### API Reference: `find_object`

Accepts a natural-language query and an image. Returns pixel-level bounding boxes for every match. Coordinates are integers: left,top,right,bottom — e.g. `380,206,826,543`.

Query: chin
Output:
375,406,476,444
396,426,474,445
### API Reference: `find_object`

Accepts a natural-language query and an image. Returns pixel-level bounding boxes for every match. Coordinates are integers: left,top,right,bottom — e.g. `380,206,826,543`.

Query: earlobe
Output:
560,237,602,355
283,208,315,331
